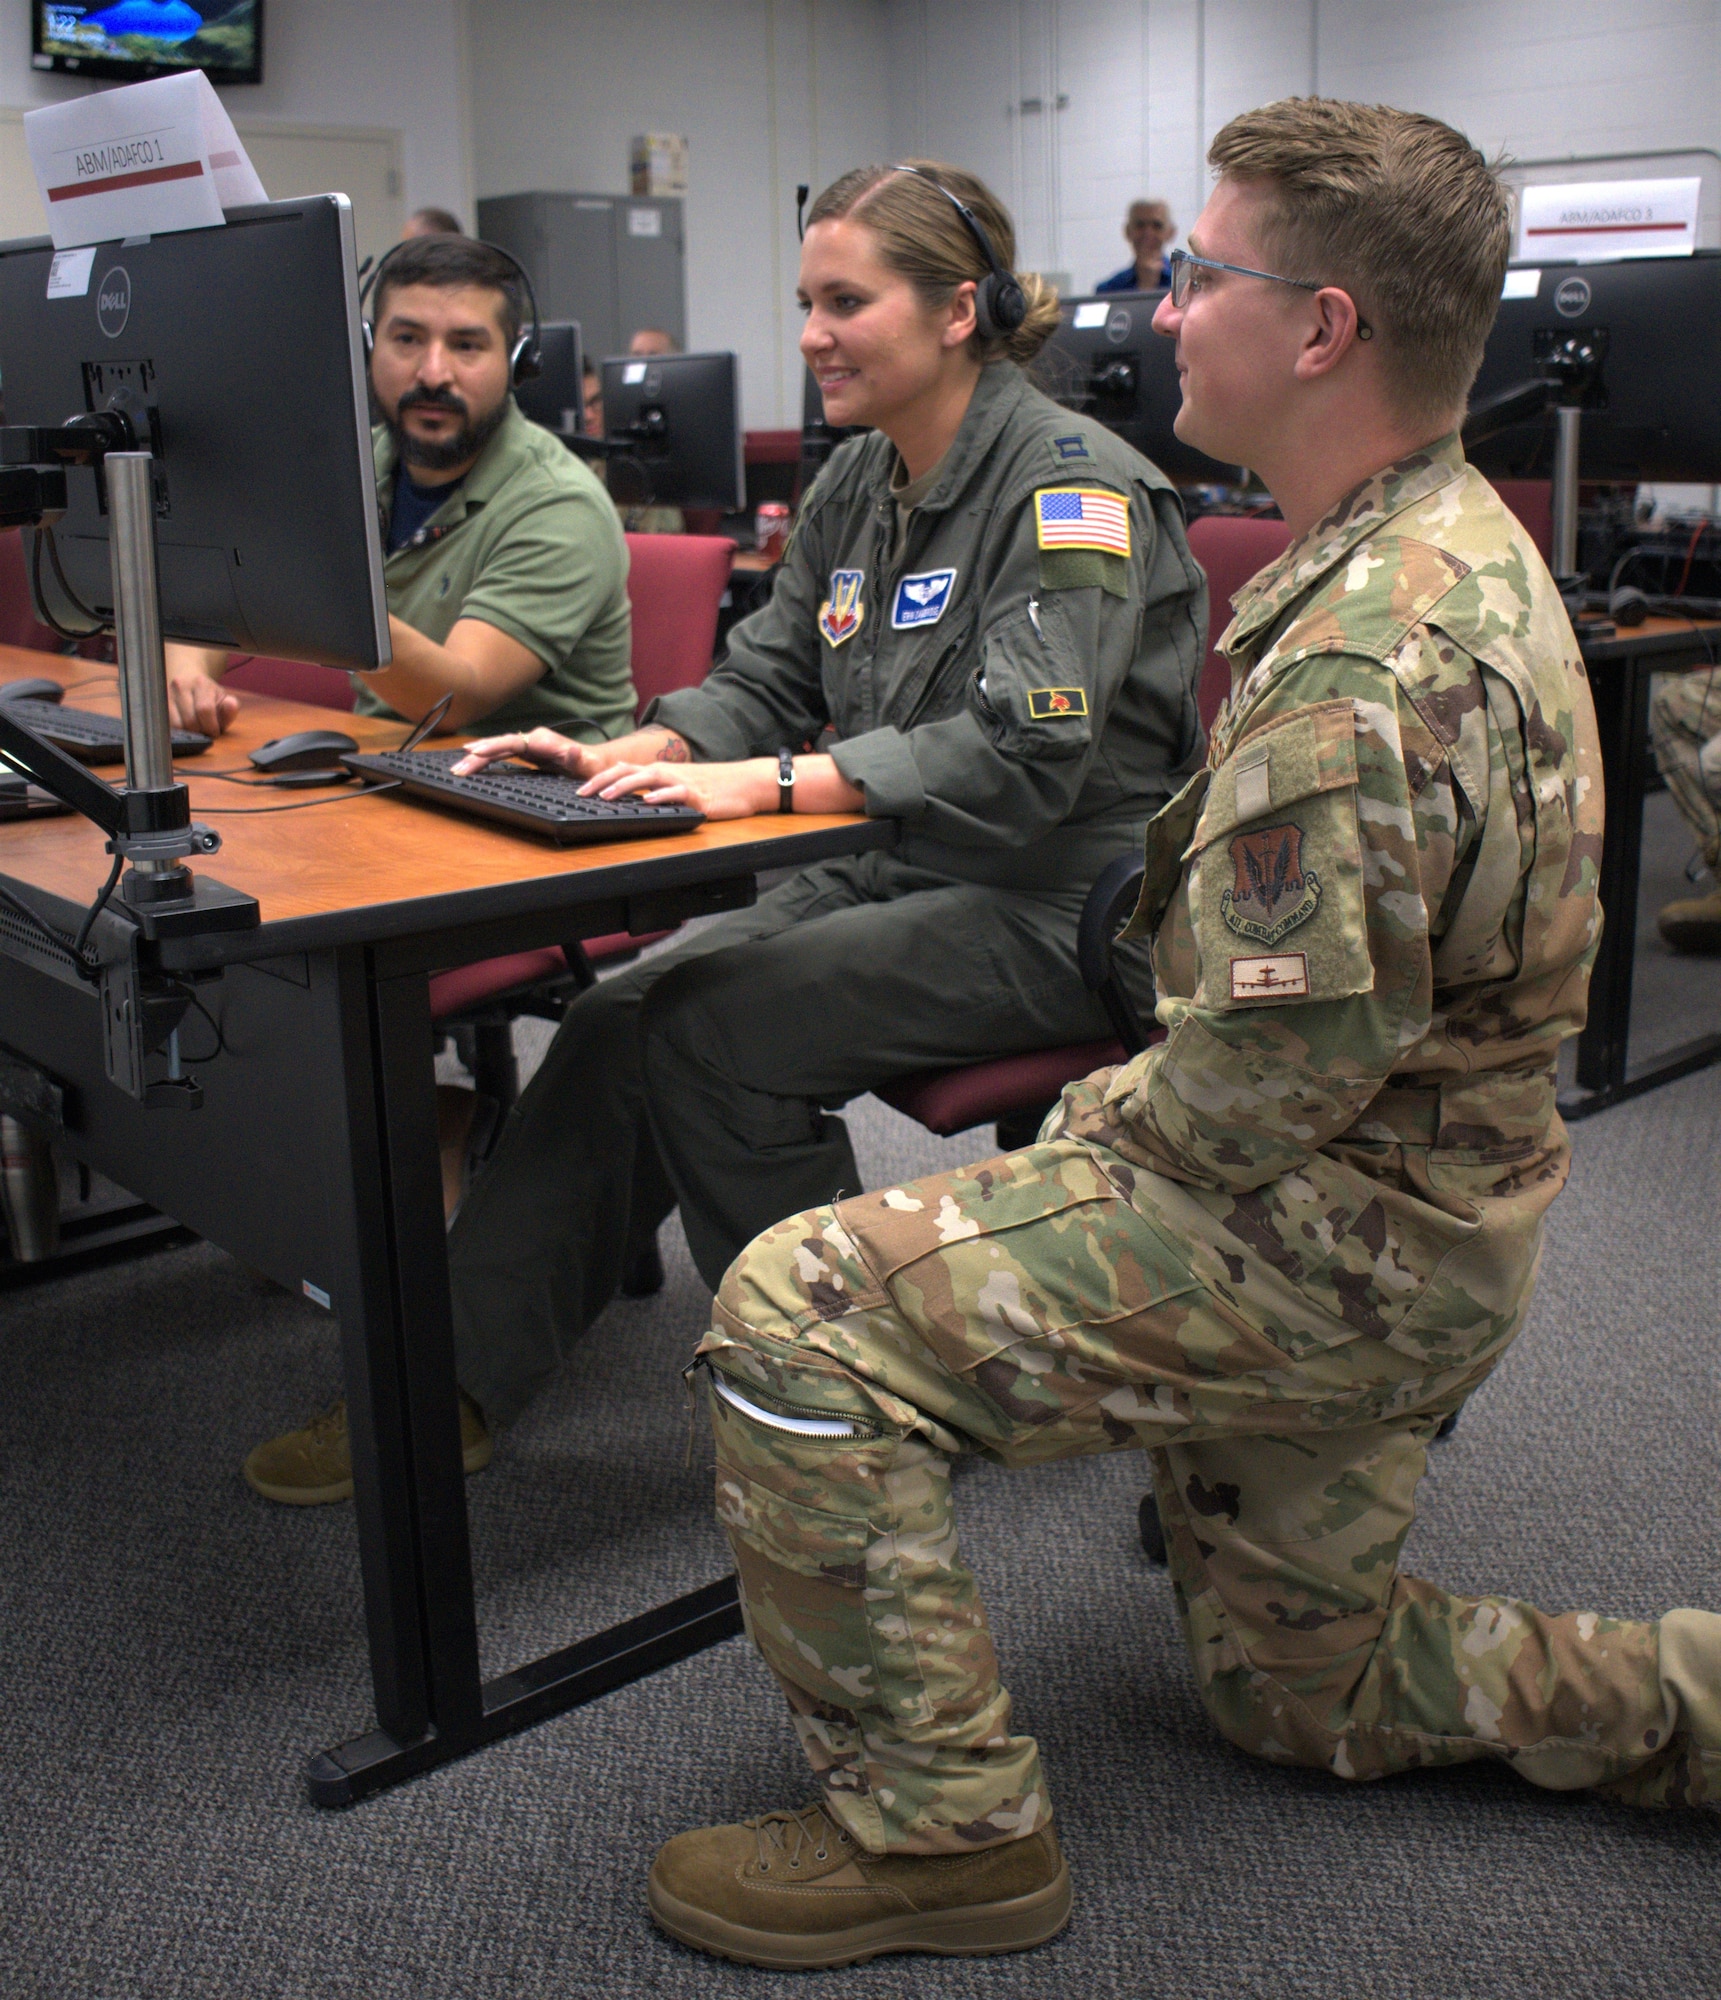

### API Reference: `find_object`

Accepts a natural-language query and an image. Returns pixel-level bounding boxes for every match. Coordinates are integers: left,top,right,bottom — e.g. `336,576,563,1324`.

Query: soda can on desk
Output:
754,502,791,563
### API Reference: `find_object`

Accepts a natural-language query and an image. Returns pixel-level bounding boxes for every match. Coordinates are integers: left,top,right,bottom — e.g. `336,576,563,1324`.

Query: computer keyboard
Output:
0,697,211,763
341,747,706,845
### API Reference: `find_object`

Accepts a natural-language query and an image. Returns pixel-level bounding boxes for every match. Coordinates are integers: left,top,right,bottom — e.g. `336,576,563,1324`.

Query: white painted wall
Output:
887,0,1721,296
0,0,473,224
468,0,893,428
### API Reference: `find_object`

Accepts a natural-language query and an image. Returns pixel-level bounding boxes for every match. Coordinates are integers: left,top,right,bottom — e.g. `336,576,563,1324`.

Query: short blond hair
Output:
1207,98,1511,424
805,161,1061,368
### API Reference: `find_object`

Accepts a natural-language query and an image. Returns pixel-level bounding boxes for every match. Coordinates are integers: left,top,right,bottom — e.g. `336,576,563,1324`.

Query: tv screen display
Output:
32,1,263,86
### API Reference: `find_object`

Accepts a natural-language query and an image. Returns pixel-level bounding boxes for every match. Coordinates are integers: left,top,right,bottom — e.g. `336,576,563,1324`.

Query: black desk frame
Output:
0,817,892,1804
1561,622,1721,1120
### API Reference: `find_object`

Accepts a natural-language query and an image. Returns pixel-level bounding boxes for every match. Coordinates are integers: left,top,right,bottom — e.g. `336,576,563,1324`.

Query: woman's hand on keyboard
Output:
580,758,774,819
450,727,602,779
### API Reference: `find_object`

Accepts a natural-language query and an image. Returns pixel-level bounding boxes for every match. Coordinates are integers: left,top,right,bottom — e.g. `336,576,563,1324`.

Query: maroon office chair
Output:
1484,479,1554,564
424,532,735,1108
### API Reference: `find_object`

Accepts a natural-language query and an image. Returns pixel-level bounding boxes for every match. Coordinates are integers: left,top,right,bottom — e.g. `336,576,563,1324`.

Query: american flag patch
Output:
1035,487,1131,557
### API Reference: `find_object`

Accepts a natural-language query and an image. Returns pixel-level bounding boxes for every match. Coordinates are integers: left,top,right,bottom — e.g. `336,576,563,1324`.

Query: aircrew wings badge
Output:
818,569,866,647
1034,487,1131,557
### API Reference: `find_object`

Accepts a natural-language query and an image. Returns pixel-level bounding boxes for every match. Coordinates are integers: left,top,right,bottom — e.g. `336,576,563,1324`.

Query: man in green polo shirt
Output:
165,234,635,741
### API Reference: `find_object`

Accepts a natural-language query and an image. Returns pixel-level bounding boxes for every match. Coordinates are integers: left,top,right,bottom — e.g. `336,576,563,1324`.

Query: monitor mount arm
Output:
1461,328,1609,599
0,425,257,1108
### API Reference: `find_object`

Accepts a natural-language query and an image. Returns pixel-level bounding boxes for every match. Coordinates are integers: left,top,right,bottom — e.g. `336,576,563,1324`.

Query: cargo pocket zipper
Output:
703,1365,885,1440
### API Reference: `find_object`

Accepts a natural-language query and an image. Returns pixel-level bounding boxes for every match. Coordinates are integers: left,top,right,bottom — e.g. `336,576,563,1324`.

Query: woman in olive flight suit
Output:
244,159,1208,1501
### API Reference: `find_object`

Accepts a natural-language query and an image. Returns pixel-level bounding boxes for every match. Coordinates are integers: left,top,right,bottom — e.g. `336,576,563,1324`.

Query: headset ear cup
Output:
974,273,1027,342
362,318,374,360
511,335,542,385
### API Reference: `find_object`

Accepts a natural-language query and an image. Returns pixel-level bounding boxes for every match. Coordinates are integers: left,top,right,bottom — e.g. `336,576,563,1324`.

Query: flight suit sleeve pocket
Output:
1189,699,1374,1008
971,600,1095,758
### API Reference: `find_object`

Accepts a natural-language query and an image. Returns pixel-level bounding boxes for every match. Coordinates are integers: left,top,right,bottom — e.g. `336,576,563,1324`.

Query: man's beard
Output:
386,384,509,472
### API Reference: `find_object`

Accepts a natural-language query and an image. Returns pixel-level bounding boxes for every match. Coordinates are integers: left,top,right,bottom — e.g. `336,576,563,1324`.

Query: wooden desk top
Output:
730,548,778,575
1579,613,1721,665
0,648,892,965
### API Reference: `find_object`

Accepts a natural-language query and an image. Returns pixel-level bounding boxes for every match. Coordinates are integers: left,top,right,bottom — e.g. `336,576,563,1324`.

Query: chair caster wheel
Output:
1138,1493,1167,1565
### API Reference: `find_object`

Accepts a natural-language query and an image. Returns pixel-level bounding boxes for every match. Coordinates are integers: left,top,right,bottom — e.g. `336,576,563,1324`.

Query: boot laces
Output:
745,1802,851,1873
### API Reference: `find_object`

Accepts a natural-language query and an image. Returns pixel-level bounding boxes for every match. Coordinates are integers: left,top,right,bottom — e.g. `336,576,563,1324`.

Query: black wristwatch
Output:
777,747,795,814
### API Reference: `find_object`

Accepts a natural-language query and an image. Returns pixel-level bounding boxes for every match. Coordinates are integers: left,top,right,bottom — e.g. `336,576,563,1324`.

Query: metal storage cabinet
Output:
477,193,686,360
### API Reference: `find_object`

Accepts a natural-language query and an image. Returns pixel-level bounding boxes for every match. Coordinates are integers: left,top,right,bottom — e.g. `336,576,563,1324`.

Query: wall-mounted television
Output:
32,1,263,87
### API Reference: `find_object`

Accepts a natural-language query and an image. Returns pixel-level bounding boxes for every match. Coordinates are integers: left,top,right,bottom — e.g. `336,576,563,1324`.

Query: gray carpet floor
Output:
1,822,1718,1998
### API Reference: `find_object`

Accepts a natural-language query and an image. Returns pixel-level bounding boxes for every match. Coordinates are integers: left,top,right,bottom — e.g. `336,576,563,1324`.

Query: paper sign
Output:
1501,268,1541,300
1073,300,1110,328
1518,177,1700,264
46,244,96,298
24,71,267,251
627,206,662,238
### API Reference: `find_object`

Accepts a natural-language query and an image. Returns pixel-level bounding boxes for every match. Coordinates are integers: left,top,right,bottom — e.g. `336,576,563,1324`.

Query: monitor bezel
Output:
30,0,265,87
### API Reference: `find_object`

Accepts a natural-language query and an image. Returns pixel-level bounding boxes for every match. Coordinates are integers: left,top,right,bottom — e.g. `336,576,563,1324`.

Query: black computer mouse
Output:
0,677,66,705
250,728,360,772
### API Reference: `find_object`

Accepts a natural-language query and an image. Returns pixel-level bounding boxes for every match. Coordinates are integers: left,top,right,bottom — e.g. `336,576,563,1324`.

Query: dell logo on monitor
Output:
96,266,131,337
1553,276,1592,318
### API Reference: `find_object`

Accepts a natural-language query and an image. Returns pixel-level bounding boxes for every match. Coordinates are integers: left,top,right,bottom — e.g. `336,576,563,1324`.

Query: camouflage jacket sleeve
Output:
1102,649,1484,1192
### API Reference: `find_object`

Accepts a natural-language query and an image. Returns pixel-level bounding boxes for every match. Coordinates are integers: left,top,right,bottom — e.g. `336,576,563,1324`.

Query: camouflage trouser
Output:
698,1138,1721,1854
1650,668,1721,868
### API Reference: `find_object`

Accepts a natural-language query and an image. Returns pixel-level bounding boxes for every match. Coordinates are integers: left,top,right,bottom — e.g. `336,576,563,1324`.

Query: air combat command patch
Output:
1221,821,1321,945
817,569,865,647
1027,687,1089,719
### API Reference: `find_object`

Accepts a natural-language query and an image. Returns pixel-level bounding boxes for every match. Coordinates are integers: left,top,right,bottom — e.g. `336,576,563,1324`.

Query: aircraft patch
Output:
1035,487,1131,557
818,569,866,647
1229,952,1309,1001
892,568,957,629
1026,687,1089,719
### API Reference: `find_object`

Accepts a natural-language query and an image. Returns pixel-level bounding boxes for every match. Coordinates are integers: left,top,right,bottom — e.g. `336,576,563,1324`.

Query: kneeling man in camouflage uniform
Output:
649,99,1721,1971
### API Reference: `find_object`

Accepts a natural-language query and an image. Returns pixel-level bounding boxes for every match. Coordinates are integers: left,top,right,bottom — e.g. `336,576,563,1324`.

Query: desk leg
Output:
304,947,741,1807
1562,655,1721,1119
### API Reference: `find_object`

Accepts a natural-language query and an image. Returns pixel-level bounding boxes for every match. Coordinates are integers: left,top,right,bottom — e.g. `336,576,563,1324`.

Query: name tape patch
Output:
1230,952,1308,1001
818,568,865,647
1027,687,1088,719
892,567,957,629
1035,486,1130,557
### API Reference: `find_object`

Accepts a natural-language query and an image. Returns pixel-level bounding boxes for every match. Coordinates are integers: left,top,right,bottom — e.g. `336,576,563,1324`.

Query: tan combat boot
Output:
1658,883,1721,953
647,1801,1071,1969
242,1392,492,1505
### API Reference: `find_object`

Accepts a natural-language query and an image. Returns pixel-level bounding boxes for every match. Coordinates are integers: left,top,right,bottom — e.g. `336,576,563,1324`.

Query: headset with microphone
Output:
795,165,1027,341
359,238,544,386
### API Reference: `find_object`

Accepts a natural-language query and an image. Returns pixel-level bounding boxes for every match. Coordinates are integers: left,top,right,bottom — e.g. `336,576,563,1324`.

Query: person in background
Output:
404,205,464,237
1651,670,1721,950
628,327,680,356
584,357,686,534
1096,196,1175,292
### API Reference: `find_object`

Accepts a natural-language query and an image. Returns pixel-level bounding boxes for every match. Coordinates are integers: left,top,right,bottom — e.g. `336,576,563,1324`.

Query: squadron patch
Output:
1027,687,1088,719
818,568,866,647
1229,952,1309,1001
892,568,956,629
1221,822,1321,945
1035,486,1131,557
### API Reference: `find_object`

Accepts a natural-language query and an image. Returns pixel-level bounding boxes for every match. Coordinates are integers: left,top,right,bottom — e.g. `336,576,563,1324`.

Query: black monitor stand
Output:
0,427,258,1109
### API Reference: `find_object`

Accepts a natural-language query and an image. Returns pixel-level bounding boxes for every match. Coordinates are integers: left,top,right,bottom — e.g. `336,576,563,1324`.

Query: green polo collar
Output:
1223,433,1468,652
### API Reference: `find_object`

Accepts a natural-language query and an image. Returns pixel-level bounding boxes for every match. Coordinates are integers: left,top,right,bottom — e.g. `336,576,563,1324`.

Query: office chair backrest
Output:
223,653,358,710
624,532,733,712
1185,514,1295,732
1484,479,1554,563
0,528,62,653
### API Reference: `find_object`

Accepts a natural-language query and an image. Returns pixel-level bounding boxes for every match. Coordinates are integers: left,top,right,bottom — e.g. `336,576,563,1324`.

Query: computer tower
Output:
477,192,686,361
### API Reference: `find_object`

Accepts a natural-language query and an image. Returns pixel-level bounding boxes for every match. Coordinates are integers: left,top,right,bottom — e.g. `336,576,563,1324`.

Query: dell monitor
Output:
1465,251,1721,482
0,194,389,670
600,350,743,511
1033,292,1238,484
513,321,585,438
32,0,264,86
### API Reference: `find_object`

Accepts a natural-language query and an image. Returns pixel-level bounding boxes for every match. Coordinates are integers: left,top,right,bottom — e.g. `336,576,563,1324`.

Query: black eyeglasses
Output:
1167,248,1372,339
